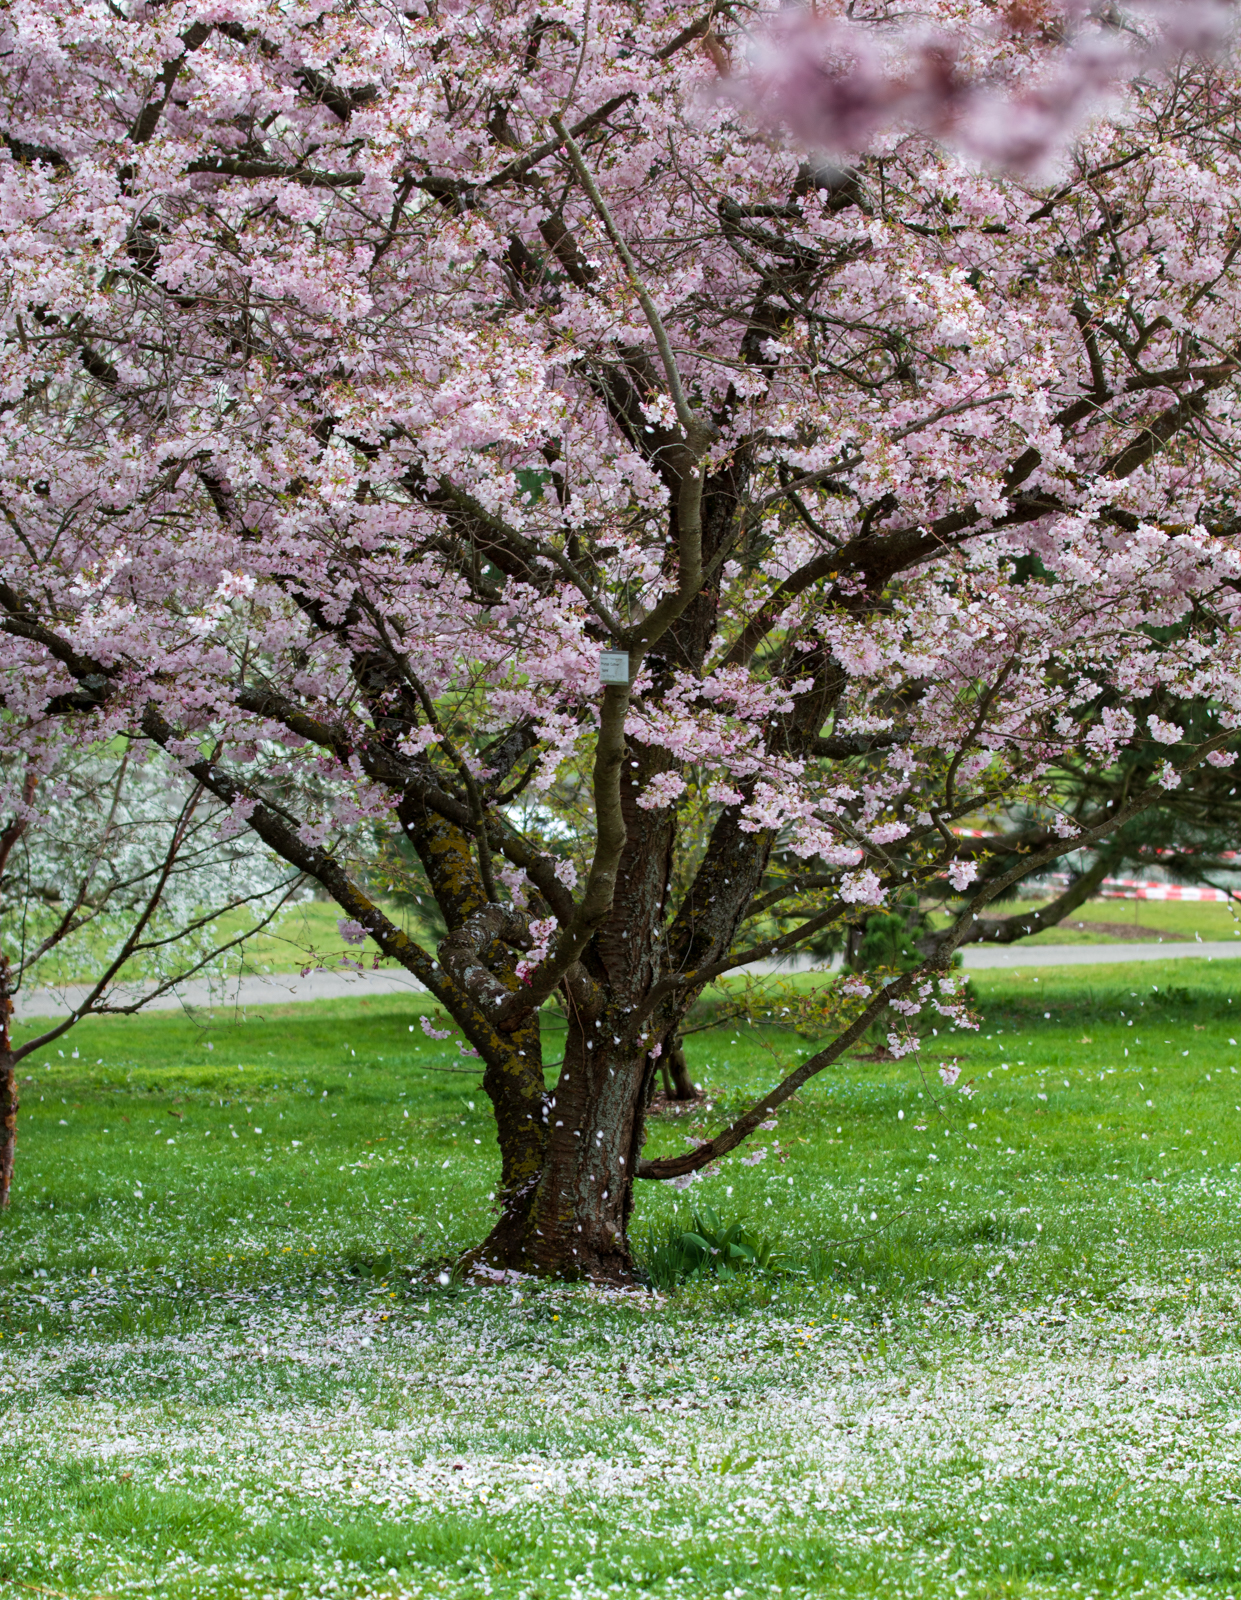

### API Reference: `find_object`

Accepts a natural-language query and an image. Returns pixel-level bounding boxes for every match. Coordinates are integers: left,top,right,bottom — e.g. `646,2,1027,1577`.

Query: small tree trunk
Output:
664,1036,698,1101
0,956,16,1208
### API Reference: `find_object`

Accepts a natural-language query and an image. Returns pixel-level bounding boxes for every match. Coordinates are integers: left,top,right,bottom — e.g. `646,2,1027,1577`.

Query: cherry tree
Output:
2,0,1240,1277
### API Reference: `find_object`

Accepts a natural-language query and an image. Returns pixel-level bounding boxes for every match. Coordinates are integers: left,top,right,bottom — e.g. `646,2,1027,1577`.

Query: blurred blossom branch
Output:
733,0,1238,172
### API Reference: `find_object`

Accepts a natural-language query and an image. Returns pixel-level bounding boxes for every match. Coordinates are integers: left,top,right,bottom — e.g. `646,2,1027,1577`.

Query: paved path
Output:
13,967,429,1023
958,938,1241,968
14,939,1241,1022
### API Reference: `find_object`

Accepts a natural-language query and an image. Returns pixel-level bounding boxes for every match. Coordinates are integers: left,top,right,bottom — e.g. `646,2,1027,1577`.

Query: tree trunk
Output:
0,1056,15,1210
0,956,15,1208
471,1015,651,1282
410,737,700,1283
663,1036,698,1101
469,733,680,1281
469,1014,550,1264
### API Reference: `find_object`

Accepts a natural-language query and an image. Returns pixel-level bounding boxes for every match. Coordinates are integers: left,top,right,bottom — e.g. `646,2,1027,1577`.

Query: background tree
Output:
0,747,303,1204
2,0,1240,1278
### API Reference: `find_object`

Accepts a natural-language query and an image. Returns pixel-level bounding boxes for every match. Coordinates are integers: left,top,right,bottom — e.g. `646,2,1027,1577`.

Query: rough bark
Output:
0,955,15,1208
521,1023,646,1281
465,1020,650,1282
467,739,683,1280
398,798,549,1245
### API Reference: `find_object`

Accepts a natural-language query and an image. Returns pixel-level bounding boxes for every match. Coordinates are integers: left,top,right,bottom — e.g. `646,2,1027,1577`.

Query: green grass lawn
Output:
5,962,1241,1598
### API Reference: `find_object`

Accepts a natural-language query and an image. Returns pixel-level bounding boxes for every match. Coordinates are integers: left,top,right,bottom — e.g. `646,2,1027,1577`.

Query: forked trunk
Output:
422,739,706,1282
473,1017,651,1282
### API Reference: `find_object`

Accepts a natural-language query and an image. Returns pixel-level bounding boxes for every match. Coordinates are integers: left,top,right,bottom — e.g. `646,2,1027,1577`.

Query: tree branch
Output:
921,848,1115,955
638,737,1230,1180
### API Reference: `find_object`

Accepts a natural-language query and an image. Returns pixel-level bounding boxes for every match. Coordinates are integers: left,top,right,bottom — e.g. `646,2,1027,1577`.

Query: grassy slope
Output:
932,895,1241,945
19,898,442,989
3,964,1241,1598
24,891,1241,996
212,898,440,974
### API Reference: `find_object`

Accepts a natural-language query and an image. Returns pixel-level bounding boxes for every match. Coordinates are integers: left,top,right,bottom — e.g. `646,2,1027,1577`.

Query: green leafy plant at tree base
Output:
636,1205,788,1290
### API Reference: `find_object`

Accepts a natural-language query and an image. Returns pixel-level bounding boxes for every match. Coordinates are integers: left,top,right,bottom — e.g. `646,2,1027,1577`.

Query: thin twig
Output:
816,1210,912,1251
550,116,706,446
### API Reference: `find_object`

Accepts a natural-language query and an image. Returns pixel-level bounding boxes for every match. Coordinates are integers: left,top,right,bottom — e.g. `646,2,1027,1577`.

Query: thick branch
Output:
636,967,922,1178
128,22,212,147
139,707,444,993
487,680,631,1026
921,849,1115,955
639,739,1229,1180
437,902,531,1013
